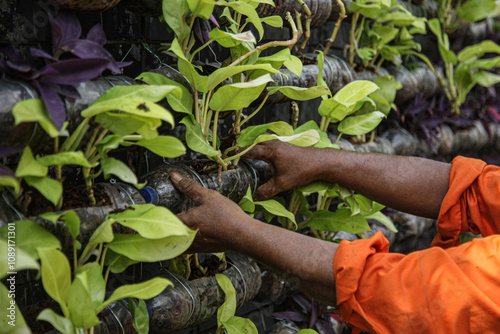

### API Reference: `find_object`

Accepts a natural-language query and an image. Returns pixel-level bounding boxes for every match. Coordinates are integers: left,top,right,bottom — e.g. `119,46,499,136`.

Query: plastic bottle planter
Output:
0,76,134,150
91,253,262,333
0,182,144,252
267,320,301,334
139,158,272,214
256,0,334,29
47,0,122,11
387,212,436,254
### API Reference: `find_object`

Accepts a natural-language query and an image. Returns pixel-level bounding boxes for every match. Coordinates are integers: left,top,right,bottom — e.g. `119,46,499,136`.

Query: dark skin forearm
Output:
314,149,451,218
246,141,452,219
231,216,338,306
171,172,338,306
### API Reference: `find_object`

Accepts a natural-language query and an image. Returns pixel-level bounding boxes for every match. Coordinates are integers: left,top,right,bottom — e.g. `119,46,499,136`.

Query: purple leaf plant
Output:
0,11,131,130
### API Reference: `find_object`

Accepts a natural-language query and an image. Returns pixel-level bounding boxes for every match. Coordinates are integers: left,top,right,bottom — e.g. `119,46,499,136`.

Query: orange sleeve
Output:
334,231,500,333
432,156,500,248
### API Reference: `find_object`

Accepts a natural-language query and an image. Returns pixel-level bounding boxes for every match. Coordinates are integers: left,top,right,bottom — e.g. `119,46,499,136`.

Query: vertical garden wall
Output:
1,0,499,333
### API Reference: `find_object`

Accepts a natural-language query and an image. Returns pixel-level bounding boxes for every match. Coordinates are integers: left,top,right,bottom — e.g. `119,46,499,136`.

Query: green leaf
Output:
37,152,96,168
296,180,335,194
101,157,138,184
1,285,30,333
373,76,401,104
333,80,380,104
92,85,182,105
162,0,190,42
209,74,273,111
0,176,20,197
108,229,196,262
237,121,294,147
104,250,139,274
128,299,150,334
215,273,237,325
454,64,475,105
209,29,256,47
15,147,47,178
82,98,175,127
365,211,397,232
309,209,371,233
348,0,382,18
178,58,209,93
187,0,215,20
255,129,321,147
180,115,220,157
297,330,319,334
220,0,264,40
94,113,150,138
109,204,193,240
123,136,186,158
255,199,296,224
38,248,71,306
67,272,101,329
458,40,500,63
338,111,386,135
87,219,114,248
261,15,283,27
208,64,278,91
316,51,330,96
0,239,39,280
12,99,59,138
223,316,258,334
24,176,62,206
37,309,74,334
98,277,172,312
284,56,303,78
75,263,106,309
457,0,496,22
39,210,80,240
473,71,500,87
267,86,330,101
238,186,255,213
357,47,377,61
0,220,61,260
136,72,193,115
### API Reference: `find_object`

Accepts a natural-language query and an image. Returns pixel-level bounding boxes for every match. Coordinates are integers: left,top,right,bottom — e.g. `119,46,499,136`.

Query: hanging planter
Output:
44,0,122,11
0,76,135,150
0,182,144,253
139,158,272,214
88,252,262,333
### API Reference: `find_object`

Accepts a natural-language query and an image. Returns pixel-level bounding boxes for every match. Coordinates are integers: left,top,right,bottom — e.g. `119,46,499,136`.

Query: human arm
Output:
170,171,339,306
245,140,452,219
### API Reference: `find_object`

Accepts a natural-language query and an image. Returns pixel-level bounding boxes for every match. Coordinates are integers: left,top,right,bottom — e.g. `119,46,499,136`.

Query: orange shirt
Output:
333,156,500,333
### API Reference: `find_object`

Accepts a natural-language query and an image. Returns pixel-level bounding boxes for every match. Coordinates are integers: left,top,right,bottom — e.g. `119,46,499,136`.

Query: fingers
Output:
244,142,274,161
170,172,206,205
253,178,280,201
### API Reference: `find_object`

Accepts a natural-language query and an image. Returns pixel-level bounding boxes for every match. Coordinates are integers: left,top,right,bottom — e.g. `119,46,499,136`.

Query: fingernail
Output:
170,172,183,183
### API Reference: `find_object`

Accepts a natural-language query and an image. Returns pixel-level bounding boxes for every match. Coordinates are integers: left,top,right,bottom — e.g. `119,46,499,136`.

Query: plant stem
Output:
228,12,299,67
320,117,330,133
296,0,312,56
190,40,214,62
223,144,256,163
73,243,77,275
194,89,200,123
291,102,299,130
183,15,197,55
324,0,346,54
100,246,108,272
61,117,90,152
212,109,222,150
240,95,269,127
349,13,359,66
335,133,343,145
374,57,384,72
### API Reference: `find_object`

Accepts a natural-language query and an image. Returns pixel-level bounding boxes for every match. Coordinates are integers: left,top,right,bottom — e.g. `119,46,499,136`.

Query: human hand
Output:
170,171,253,253
244,140,321,201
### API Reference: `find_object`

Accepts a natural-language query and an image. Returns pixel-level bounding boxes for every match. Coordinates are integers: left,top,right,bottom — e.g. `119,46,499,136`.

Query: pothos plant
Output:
347,0,427,71
0,203,196,334
5,82,186,212
153,0,330,172
403,0,500,115
239,52,399,239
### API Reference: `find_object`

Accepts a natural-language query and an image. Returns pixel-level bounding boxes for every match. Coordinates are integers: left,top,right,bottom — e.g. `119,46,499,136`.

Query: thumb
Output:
170,172,206,205
253,178,280,201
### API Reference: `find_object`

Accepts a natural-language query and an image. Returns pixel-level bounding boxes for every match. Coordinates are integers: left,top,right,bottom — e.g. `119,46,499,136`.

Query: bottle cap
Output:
139,187,159,205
